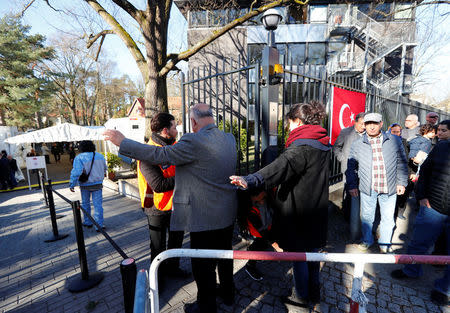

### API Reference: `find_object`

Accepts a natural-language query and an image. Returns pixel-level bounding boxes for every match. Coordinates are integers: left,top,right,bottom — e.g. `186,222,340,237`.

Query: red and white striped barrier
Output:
147,249,449,313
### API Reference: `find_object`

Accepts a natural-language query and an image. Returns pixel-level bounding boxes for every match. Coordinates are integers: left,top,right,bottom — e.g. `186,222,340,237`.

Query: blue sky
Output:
1,1,449,102
0,0,188,83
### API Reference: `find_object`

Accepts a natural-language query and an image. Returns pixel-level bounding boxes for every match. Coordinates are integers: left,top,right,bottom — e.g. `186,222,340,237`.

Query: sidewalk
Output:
0,185,447,313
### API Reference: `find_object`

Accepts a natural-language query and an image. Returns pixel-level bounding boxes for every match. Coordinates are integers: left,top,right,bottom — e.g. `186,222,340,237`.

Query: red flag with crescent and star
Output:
330,87,366,145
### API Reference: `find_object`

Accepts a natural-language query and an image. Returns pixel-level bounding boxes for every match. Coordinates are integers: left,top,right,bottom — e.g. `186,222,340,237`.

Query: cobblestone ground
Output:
0,185,447,313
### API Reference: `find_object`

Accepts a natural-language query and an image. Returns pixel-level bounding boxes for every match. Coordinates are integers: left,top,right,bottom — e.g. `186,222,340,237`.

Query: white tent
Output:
4,123,105,144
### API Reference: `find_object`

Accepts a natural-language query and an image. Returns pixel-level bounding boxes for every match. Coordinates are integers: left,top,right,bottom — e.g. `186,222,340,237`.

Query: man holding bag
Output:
69,140,107,231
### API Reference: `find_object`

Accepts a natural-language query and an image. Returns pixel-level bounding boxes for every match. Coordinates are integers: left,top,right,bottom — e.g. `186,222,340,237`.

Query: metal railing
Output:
41,178,137,313
136,249,450,313
182,59,449,186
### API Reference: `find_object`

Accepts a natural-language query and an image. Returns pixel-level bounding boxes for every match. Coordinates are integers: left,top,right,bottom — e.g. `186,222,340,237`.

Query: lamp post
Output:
260,9,282,166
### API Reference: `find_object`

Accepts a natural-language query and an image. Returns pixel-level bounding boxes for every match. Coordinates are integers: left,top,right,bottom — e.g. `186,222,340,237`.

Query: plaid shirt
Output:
368,134,388,194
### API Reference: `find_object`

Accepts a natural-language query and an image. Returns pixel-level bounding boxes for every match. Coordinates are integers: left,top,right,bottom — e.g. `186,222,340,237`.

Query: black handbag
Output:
78,152,95,183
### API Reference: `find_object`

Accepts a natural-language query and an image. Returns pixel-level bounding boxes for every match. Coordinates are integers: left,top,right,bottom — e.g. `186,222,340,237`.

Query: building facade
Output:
175,0,416,97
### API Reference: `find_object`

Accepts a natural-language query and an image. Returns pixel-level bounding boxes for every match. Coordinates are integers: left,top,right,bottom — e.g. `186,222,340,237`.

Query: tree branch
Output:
159,0,308,77
387,1,450,16
84,0,148,80
20,0,61,17
86,30,114,49
110,0,140,20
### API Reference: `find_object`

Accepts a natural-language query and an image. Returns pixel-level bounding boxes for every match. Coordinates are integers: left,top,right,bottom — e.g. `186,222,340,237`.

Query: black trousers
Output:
190,225,234,313
147,212,184,272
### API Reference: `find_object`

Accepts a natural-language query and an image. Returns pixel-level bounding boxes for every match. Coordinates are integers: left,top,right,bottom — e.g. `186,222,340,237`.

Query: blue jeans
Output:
81,188,103,228
360,191,397,246
403,206,449,296
292,248,320,300
350,195,361,241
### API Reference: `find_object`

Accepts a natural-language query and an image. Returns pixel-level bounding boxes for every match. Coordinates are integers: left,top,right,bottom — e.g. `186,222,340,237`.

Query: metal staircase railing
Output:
328,9,416,96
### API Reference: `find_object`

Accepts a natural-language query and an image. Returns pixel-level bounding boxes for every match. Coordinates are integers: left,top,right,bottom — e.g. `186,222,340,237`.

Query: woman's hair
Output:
79,140,96,153
286,100,326,125
419,124,437,136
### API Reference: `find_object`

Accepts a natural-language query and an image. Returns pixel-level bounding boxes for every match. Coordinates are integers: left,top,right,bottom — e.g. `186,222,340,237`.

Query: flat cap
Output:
363,113,382,123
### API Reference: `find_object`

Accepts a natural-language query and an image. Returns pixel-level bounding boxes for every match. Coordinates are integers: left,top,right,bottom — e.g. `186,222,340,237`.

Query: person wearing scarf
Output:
230,101,331,309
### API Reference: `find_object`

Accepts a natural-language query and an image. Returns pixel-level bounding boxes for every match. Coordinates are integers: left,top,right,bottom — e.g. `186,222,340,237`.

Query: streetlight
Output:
261,8,282,46
259,8,282,167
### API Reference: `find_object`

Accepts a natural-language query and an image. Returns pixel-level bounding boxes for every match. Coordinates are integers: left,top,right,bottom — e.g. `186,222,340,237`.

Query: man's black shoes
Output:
391,269,410,279
430,289,449,306
82,223,93,228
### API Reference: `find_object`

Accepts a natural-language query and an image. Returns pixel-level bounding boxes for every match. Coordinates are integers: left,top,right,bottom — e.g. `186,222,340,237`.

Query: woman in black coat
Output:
230,101,330,307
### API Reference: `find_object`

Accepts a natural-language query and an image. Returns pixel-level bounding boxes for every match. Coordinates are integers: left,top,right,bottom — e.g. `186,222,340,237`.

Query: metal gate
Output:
181,57,448,184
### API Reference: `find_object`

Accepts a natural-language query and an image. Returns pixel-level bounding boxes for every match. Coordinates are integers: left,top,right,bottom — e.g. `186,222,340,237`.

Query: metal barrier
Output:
42,179,69,242
143,249,449,313
44,182,137,313
134,269,150,313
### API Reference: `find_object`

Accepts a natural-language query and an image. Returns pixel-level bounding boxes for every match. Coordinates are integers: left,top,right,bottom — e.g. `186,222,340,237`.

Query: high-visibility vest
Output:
137,138,176,211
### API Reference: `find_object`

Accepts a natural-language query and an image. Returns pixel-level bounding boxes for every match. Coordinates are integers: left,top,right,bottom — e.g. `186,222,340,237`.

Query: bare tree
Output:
21,0,309,136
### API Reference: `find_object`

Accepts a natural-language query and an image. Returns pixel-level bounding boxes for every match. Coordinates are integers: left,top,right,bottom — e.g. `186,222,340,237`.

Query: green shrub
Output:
218,120,248,160
101,152,122,173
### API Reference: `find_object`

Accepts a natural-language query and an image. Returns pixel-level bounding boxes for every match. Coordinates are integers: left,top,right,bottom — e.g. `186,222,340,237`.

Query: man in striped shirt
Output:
346,113,408,253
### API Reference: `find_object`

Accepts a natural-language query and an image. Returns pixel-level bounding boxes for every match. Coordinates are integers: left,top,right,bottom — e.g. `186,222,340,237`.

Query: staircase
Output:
328,9,416,96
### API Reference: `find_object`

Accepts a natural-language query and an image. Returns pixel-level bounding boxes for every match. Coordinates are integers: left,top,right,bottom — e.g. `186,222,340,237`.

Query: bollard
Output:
44,180,69,243
68,200,104,292
133,269,149,313
40,172,48,207
120,258,137,313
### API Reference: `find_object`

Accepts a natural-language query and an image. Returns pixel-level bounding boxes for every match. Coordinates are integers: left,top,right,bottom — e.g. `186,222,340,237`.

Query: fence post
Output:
40,171,48,207
68,200,104,292
44,180,69,243
121,258,137,313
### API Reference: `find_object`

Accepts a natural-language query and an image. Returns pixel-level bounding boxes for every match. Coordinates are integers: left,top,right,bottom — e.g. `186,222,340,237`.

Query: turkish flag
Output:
330,87,366,145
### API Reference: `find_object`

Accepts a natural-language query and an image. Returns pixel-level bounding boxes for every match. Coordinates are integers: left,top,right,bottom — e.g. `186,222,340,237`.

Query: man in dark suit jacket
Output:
104,103,238,313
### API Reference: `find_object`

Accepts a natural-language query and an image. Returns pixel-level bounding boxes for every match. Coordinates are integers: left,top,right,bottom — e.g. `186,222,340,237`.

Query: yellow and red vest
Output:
137,138,176,211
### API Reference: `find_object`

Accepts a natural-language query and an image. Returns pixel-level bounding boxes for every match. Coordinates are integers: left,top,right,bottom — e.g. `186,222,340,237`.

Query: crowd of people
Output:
99,105,449,312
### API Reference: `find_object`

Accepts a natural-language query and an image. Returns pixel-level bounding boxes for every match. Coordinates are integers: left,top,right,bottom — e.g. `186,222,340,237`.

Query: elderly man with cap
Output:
426,112,439,126
346,113,408,253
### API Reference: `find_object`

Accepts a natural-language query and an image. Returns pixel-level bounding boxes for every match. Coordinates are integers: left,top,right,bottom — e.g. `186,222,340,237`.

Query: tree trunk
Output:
144,73,168,139
0,109,5,126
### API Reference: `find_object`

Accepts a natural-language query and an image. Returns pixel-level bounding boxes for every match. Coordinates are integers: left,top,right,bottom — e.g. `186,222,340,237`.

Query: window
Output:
189,11,207,27
357,4,371,16
327,41,346,64
287,43,306,65
372,3,391,21
210,10,228,26
307,43,326,65
309,5,328,23
394,3,413,20
228,8,247,23
286,4,304,24
247,44,265,65
329,4,348,26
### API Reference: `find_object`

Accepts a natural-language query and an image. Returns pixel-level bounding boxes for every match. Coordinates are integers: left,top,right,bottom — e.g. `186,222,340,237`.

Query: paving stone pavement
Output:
0,185,448,313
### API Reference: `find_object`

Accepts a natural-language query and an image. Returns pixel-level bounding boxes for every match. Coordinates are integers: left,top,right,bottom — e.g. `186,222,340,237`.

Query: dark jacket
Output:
139,133,175,216
333,126,364,174
0,156,10,179
346,132,408,196
9,158,18,172
416,140,449,215
248,140,330,251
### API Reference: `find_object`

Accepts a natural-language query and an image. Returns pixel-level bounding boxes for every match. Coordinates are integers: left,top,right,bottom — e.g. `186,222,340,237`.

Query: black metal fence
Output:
181,58,449,184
